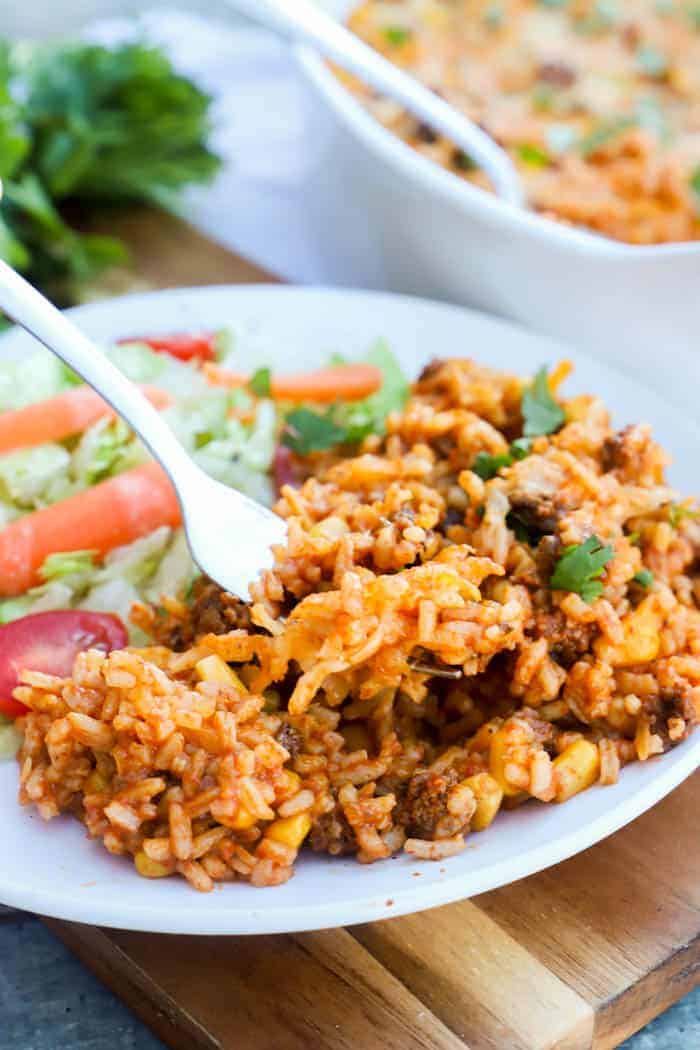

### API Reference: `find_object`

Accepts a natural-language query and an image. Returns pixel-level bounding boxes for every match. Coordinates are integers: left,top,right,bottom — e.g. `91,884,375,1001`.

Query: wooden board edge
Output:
45,920,221,1050
594,936,700,1049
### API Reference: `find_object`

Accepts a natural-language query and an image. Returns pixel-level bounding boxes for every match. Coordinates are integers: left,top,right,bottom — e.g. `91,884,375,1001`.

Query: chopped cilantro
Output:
521,366,566,437
579,117,636,157
516,143,550,168
669,504,698,528
539,0,568,7
635,44,668,78
249,367,271,397
471,438,532,480
550,535,614,602
384,26,412,46
689,4,700,28
691,166,700,201
627,531,640,545
282,408,347,455
472,451,513,480
510,437,532,459
532,86,556,113
633,568,654,588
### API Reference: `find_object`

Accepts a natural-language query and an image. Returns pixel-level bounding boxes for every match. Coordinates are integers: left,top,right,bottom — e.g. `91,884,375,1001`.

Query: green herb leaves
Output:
0,41,221,306
691,166,700,202
249,368,271,397
522,367,565,437
669,503,698,528
633,568,654,588
516,143,550,168
384,26,412,46
282,408,347,455
472,451,513,480
550,535,614,602
281,342,408,456
471,438,531,480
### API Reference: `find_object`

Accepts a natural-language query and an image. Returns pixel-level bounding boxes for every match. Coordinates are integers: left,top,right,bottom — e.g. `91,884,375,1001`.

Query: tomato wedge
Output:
117,333,217,363
0,611,128,718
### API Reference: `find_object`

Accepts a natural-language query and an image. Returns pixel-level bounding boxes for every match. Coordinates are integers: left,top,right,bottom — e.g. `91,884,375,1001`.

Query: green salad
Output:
0,330,408,753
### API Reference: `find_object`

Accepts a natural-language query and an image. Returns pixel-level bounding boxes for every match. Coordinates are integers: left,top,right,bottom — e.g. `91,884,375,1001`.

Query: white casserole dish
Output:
297,1,700,403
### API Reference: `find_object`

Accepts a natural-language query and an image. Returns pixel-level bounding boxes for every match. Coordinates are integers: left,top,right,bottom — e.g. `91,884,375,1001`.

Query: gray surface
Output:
0,910,697,1049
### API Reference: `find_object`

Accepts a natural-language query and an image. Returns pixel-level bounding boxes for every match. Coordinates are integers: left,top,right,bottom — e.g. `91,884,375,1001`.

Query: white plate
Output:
0,285,698,935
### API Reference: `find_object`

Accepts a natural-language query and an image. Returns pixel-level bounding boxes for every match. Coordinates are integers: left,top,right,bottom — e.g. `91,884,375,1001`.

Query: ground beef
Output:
310,805,357,856
394,768,460,840
153,578,255,651
537,61,576,87
535,535,561,582
189,579,254,636
508,494,562,536
417,358,446,383
277,722,303,760
536,609,596,669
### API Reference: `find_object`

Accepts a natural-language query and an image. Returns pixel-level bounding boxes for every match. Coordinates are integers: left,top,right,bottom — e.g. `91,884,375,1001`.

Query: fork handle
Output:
0,259,198,489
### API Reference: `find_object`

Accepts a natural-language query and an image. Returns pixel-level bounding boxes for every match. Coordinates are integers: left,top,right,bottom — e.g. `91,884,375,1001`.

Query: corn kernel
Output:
229,804,258,830
462,773,503,831
195,655,247,692
595,595,661,668
276,769,302,802
488,726,525,796
553,739,600,802
266,812,312,850
84,770,108,794
134,851,175,878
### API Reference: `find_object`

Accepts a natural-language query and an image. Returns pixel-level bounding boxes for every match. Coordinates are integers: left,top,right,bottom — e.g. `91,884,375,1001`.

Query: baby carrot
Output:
204,363,382,403
0,461,181,596
0,385,172,455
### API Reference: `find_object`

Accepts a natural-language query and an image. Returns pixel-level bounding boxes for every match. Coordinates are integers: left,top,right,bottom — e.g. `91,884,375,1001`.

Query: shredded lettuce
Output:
71,417,145,486
0,350,77,412
107,341,210,398
326,340,409,444
40,550,97,581
0,526,197,635
162,389,230,453
0,443,71,507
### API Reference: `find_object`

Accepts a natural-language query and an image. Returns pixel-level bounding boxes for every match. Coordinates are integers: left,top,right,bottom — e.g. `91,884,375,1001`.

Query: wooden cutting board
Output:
47,210,700,1050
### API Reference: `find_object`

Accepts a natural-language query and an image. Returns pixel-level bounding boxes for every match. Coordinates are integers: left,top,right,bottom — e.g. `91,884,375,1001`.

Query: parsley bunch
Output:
0,40,220,305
